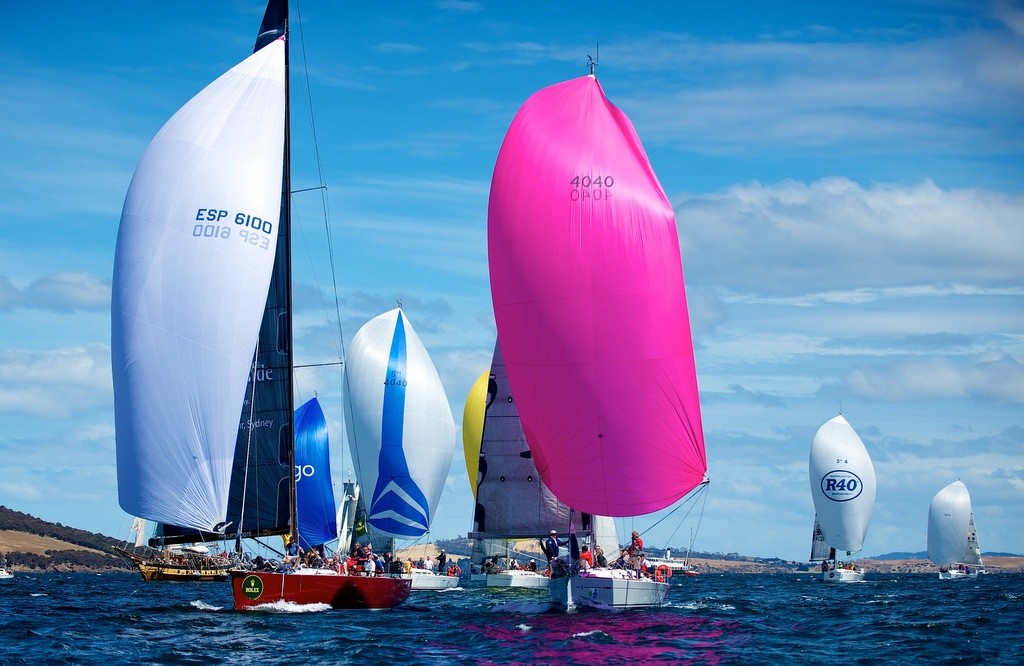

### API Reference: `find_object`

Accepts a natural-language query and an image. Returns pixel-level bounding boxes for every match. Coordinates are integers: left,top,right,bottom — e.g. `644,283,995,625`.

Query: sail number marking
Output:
192,209,274,250
570,175,614,201
820,470,864,502
384,370,408,387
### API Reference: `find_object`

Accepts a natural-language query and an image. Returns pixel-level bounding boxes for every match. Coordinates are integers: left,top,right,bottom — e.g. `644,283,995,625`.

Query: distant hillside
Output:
869,551,928,560
0,505,130,572
869,550,1021,560
2,507,1021,574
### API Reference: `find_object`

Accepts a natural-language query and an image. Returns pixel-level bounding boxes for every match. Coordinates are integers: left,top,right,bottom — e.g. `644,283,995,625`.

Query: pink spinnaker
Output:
488,75,707,517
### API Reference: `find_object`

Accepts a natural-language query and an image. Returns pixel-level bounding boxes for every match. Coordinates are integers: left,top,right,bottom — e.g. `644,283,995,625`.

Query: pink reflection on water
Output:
458,611,740,665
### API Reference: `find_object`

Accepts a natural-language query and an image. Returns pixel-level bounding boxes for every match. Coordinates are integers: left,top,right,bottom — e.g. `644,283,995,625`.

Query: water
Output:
1,572,1021,664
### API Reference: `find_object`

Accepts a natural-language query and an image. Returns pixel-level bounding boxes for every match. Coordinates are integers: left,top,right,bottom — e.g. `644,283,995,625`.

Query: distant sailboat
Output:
344,308,458,590
928,480,985,579
487,70,709,610
112,0,409,608
808,415,876,582
467,342,618,589
0,542,12,581
113,517,232,582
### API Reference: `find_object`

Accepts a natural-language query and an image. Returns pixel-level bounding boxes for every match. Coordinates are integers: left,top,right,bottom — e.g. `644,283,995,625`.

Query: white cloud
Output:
678,178,1024,294
375,43,424,54
840,353,1024,404
0,272,110,312
992,0,1024,38
436,0,482,12
0,345,111,417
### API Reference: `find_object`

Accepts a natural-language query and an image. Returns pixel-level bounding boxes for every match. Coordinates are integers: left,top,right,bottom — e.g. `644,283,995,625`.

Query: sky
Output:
1,0,1022,563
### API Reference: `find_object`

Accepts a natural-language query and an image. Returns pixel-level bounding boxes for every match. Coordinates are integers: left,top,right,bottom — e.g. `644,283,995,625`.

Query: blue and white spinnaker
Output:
344,308,455,539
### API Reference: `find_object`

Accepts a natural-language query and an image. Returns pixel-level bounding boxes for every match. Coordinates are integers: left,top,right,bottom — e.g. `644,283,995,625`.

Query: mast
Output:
255,0,296,545
114,0,293,548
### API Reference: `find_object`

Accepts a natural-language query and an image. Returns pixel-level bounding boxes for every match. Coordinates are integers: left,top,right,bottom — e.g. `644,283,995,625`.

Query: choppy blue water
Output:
1,572,1020,664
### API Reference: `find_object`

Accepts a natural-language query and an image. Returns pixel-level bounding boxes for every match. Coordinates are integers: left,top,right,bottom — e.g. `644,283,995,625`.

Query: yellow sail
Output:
462,370,489,497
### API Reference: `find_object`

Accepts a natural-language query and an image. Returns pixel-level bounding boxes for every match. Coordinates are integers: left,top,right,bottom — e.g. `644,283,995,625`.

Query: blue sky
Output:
1,0,1021,563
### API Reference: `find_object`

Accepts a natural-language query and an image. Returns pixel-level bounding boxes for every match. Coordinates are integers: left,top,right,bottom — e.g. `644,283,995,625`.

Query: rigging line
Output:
293,0,346,368
294,361,344,369
663,482,709,546
640,481,709,546
289,2,345,367
235,347,261,547
292,185,326,194
688,481,710,556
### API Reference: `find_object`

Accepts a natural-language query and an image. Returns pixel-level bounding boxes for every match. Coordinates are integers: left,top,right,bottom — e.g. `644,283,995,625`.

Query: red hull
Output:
232,571,411,610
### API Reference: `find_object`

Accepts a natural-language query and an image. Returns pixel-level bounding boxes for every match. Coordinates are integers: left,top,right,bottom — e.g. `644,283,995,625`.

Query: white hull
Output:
485,570,549,589
821,567,865,582
938,568,981,580
404,569,460,590
644,556,697,576
0,569,12,581
549,570,669,611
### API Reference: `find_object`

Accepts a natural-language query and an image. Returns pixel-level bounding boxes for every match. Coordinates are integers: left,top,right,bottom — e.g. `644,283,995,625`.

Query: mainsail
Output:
487,74,707,517
470,342,612,552
808,415,876,555
928,480,984,567
344,308,456,540
294,397,338,549
112,34,287,534
809,516,831,562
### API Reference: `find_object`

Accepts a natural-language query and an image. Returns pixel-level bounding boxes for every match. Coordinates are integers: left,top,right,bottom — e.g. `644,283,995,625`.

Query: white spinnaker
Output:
808,415,876,554
112,40,286,532
344,308,456,539
928,480,982,566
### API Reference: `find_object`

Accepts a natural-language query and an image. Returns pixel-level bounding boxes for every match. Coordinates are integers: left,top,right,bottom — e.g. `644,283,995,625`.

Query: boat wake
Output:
190,600,223,612
242,600,332,613
676,597,736,612
571,630,608,639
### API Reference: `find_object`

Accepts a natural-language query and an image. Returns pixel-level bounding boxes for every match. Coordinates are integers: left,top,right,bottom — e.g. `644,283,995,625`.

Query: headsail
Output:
294,397,338,549
344,309,456,539
928,480,983,567
808,415,876,555
462,370,490,498
487,75,707,517
112,38,287,533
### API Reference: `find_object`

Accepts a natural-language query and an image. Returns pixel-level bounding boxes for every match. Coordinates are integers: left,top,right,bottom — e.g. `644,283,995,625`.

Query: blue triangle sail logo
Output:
369,311,431,536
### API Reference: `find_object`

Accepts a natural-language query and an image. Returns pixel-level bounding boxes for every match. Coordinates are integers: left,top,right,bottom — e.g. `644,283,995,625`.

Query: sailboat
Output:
487,69,709,610
928,480,985,579
113,518,232,582
344,308,458,590
111,0,410,609
808,415,876,582
0,548,12,581
467,342,619,590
